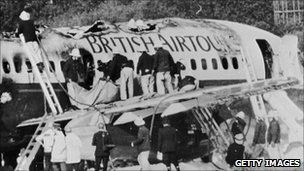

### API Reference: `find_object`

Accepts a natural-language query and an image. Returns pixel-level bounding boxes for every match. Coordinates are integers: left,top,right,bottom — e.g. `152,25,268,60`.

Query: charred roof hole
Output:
13,53,23,73
2,59,10,74
127,19,157,33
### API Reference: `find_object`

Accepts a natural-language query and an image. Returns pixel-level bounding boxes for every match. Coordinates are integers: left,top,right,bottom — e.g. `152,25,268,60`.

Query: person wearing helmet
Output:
152,42,175,95
231,111,246,136
62,48,85,85
17,7,45,72
65,126,82,171
136,46,155,96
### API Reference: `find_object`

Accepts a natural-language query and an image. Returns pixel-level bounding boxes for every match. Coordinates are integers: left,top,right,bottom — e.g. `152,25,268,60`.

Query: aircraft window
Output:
49,61,55,72
232,57,239,69
212,58,218,70
190,59,197,70
13,54,22,73
25,59,32,72
201,59,207,70
3,59,10,73
221,57,229,70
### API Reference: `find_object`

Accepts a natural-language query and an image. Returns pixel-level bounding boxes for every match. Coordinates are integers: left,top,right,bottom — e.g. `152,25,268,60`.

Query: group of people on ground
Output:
225,110,282,168
34,123,82,171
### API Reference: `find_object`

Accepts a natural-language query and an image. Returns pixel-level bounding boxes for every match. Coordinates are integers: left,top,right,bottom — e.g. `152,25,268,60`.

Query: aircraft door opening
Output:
256,39,274,79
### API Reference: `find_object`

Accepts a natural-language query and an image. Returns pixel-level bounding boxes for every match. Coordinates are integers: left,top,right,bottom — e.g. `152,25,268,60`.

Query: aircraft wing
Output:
17,77,298,127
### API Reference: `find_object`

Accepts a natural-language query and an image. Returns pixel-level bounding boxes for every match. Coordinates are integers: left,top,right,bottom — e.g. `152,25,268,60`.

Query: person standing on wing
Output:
152,42,175,95
136,46,155,96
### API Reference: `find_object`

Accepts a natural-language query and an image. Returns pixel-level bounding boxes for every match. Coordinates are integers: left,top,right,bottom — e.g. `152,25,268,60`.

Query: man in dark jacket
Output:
131,117,151,170
157,118,180,171
92,123,114,171
231,111,246,136
225,133,245,167
152,42,175,95
108,49,128,83
137,46,154,96
17,8,44,72
62,48,85,85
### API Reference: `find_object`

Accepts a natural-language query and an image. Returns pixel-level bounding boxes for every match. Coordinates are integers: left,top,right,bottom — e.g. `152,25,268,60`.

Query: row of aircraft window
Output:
190,57,239,70
2,55,239,74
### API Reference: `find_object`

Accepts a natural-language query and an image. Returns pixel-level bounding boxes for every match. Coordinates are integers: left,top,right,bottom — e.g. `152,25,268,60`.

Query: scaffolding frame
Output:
273,0,304,25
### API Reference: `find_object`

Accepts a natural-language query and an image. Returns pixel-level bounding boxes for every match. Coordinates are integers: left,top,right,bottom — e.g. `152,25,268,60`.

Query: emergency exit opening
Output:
256,39,274,79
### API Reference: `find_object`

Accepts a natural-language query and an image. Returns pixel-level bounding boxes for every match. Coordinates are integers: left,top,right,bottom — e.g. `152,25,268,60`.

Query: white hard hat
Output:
19,11,30,21
69,48,81,57
236,111,245,119
127,19,137,29
234,133,244,145
154,41,163,48
134,117,145,126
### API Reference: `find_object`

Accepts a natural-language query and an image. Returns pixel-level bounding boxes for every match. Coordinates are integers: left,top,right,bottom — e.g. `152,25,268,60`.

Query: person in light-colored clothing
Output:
51,124,67,171
36,122,56,171
65,126,82,171
131,117,151,170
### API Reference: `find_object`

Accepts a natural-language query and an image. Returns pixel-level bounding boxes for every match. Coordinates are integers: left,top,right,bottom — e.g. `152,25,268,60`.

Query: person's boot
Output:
36,62,45,73
167,166,171,171
176,166,180,171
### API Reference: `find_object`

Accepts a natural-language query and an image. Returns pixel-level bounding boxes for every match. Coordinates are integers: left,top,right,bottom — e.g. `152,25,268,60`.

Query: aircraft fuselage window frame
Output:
190,59,197,70
221,57,229,70
13,54,23,73
231,57,239,69
49,61,55,73
25,59,32,72
211,58,218,70
3,59,11,74
201,59,207,70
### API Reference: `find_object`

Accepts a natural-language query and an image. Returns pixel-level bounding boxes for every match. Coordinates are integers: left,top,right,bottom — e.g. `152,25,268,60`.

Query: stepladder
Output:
192,107,230,152
15,41,63,170
15,115,54,171
239,48,268,118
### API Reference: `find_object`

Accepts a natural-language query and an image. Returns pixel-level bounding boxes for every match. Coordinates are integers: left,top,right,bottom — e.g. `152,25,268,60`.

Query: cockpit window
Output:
2,59,10,73
13,54,23,73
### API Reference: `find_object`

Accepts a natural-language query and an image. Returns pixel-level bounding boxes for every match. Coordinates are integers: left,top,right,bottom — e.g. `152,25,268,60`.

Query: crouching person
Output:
178,75,198,92
92,123,113,171
65,126,82,171
51,123,67,171
131,117,151,170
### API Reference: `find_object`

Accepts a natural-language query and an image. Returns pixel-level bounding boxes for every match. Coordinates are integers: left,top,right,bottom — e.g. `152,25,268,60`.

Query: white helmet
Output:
69,48,81,57
19,11,30,21
236,111,245,119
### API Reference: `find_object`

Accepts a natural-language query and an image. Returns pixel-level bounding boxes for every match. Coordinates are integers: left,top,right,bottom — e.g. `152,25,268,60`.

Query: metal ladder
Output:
192,107,230,148
15,42,63,171
239,48,267,118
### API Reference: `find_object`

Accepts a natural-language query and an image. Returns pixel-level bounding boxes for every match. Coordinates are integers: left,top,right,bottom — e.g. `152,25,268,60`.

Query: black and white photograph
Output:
0,0,303,170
